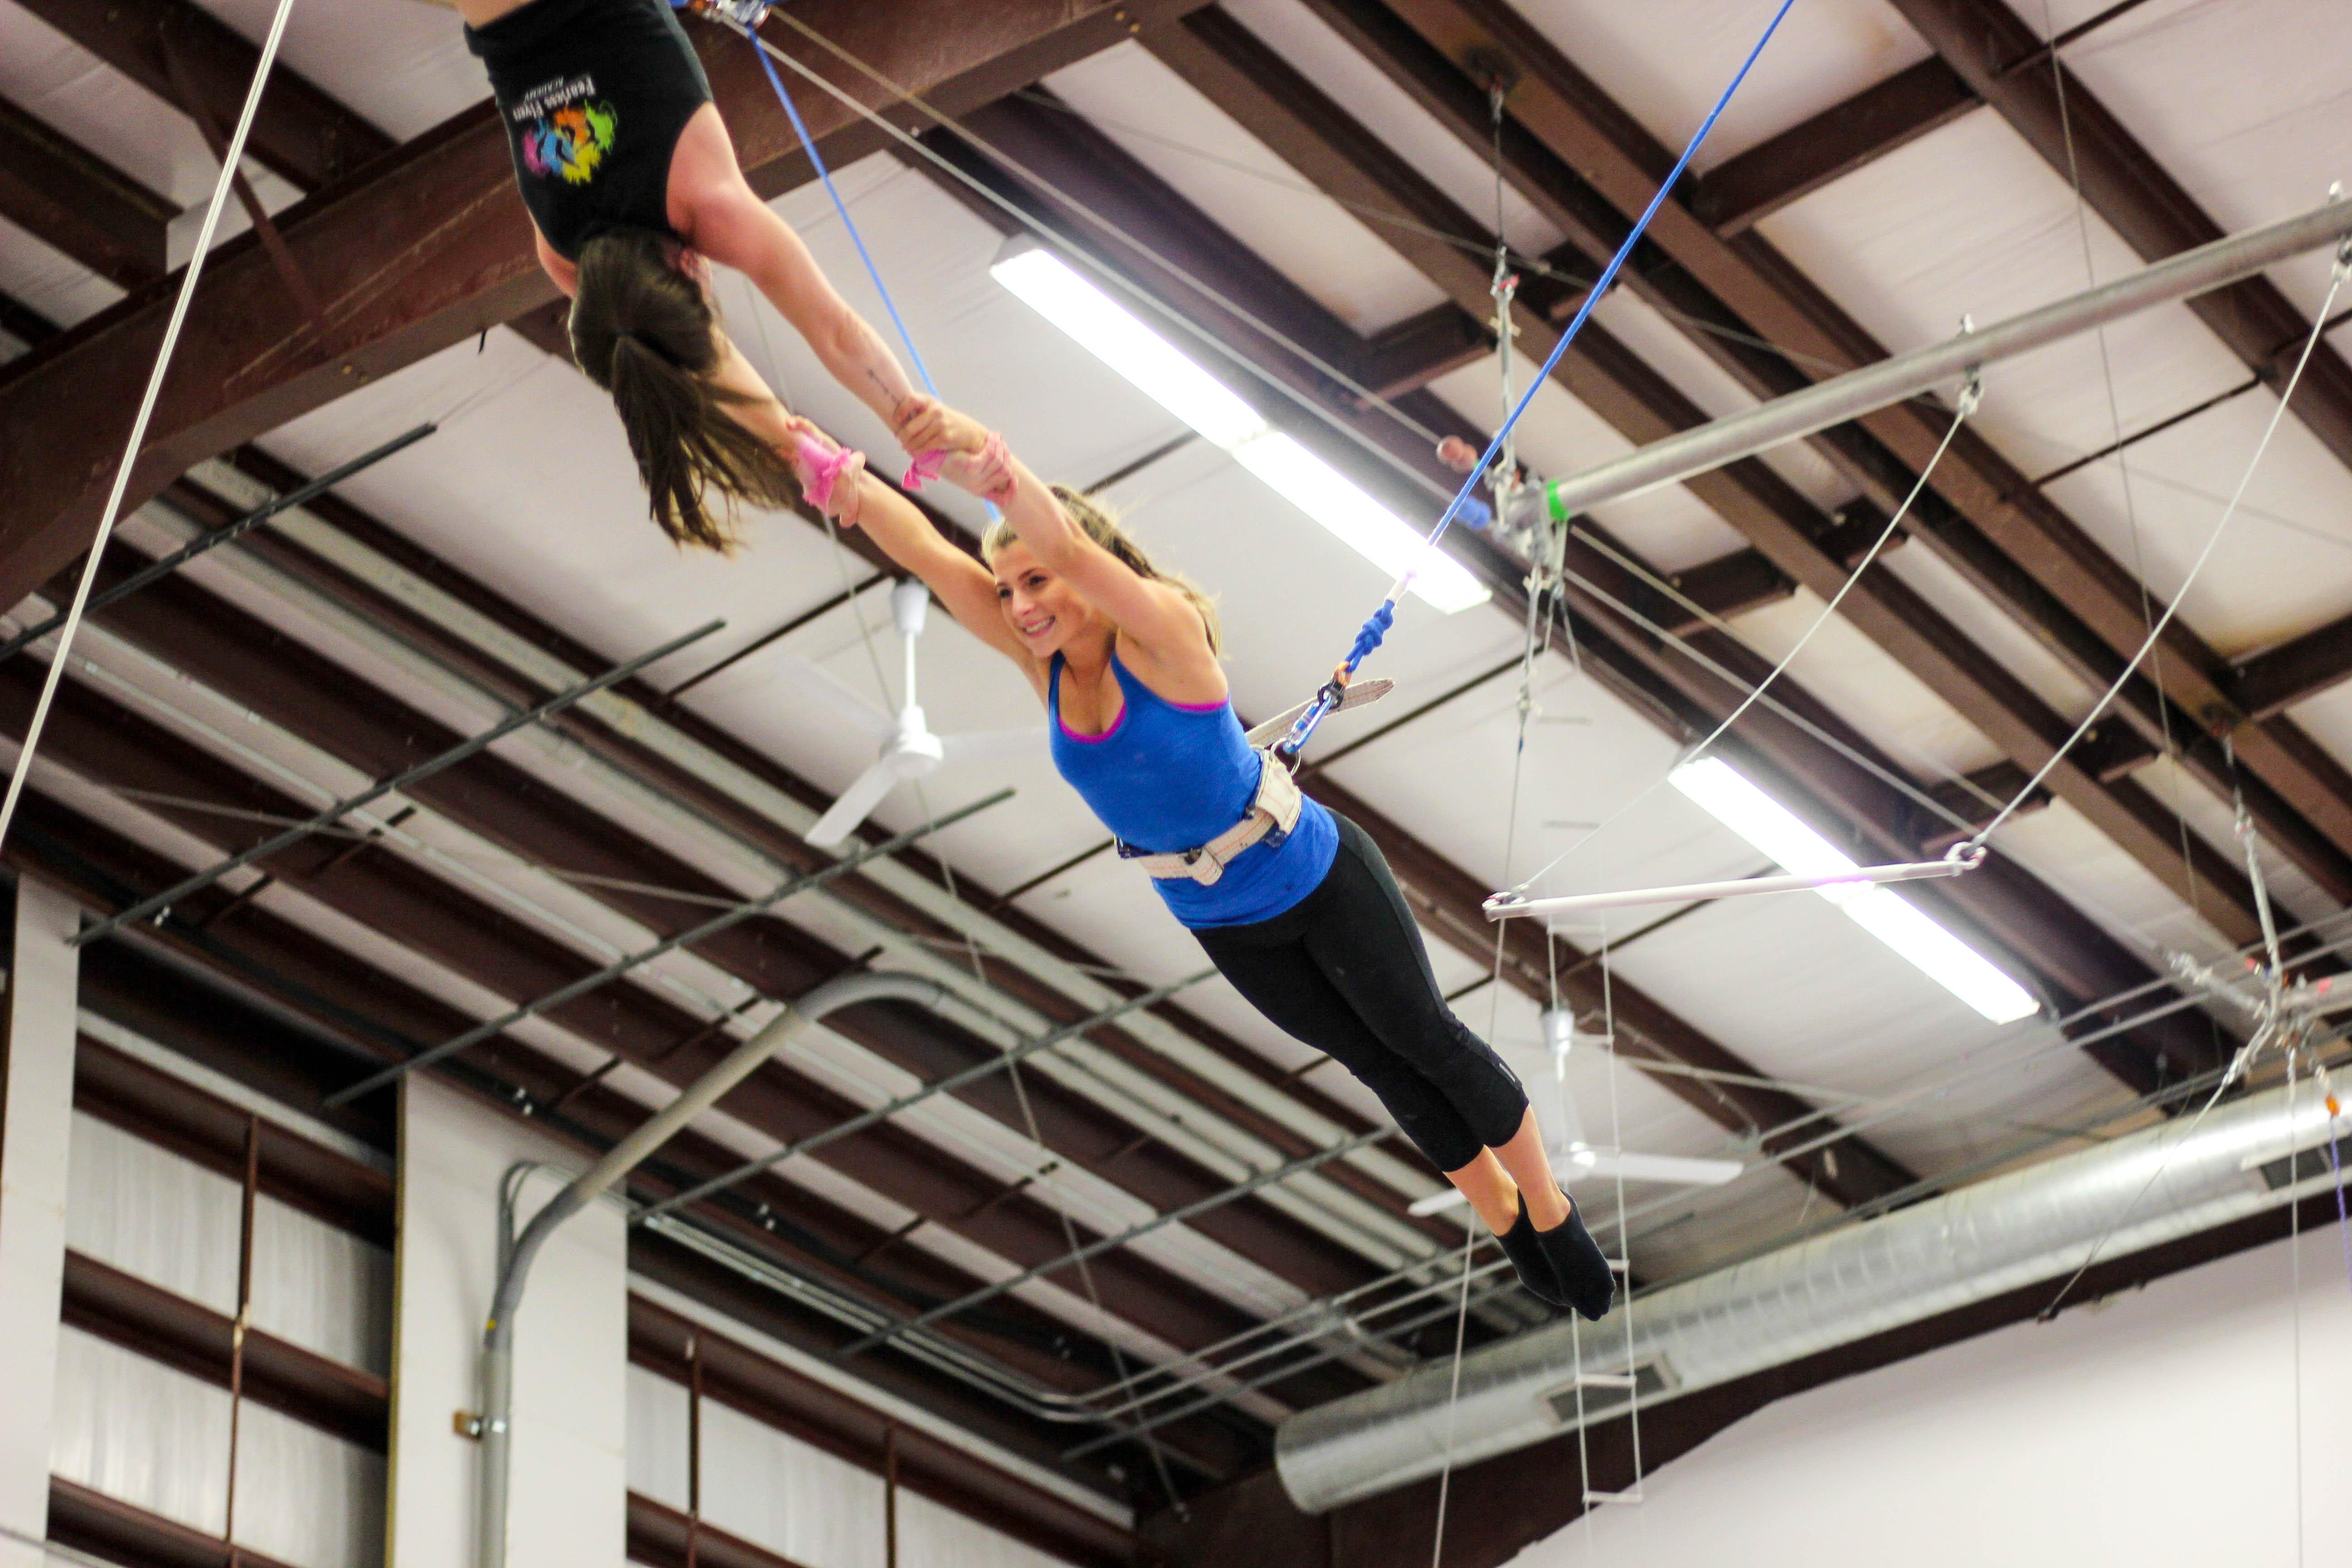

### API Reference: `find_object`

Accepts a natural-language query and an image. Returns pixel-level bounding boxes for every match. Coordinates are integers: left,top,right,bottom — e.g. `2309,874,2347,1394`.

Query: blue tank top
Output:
1049,651,1337,929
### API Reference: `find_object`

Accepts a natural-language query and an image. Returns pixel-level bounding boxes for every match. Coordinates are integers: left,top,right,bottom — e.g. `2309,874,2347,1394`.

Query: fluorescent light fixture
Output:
990,244,1489,614
1669,757,2038,1024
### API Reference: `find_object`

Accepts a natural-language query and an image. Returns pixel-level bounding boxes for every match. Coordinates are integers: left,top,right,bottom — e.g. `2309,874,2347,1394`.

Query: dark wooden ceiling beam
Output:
0,93,176,287
0,0,1216,625
1298,0,2352,915
915,91,2221,1091
1889,0,2352,478
12,0,392,191
2233,611,2352,722
1142,10,2264,947
0,288,59,352
1690,56,1981,236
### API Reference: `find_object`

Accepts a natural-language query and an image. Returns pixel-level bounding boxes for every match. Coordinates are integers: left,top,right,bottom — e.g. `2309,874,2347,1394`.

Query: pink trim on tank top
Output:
1056,703,1127,745
1054,651,1228,740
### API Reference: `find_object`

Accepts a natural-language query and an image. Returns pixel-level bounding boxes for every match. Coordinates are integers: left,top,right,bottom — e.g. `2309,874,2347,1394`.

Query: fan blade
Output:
941,726,1046,763
1569,1148,1743,1187
772,653,893,741
1242,679,1395,746
804,758,904,848
1407,1186,1469,1218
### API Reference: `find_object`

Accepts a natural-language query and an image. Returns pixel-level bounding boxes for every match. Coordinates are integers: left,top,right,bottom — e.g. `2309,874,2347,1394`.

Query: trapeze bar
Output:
1484,853,1979,920
1506,195,2352,526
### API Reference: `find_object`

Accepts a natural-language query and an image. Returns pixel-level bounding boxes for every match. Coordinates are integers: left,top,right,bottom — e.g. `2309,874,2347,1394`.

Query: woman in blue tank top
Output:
787,417,1612,1320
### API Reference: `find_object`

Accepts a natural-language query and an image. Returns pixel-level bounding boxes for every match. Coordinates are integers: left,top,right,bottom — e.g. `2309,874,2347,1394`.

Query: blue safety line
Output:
746,34,940,398
1274,0,1798,762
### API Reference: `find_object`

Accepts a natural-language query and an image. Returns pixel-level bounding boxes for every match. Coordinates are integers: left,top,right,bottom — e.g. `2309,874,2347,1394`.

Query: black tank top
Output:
466,0,712,260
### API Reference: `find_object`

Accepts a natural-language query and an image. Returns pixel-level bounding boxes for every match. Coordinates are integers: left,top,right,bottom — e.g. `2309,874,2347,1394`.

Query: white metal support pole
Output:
0,879,82,1568
1505,195,2352,523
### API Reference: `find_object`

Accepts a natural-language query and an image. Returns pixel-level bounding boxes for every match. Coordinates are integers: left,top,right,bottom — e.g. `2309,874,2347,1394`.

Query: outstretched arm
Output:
672,110,987,455
793,427,1033,670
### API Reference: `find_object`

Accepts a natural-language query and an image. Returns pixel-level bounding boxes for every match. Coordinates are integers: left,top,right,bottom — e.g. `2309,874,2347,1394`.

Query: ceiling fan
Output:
782,580,1044,848
1409,1007,1743,1216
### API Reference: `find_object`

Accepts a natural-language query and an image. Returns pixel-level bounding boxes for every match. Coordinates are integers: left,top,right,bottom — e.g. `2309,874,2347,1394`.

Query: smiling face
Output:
993,540,1102,660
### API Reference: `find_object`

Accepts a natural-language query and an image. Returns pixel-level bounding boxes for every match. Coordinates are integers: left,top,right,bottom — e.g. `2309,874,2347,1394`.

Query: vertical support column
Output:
685,1332,701,1568
883,1423,898,1568
0,878,81,1567
387,1077,625,1568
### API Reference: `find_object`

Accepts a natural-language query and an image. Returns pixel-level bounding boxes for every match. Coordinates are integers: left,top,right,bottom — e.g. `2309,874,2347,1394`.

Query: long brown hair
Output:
568,226,801,551
982,486,1223,655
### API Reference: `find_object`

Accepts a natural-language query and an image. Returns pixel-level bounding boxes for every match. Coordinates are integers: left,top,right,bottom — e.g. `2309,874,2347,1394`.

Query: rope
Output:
0,0,302,855
1968,234,2352,848
1271,0,1799,763
1496,386,1983,902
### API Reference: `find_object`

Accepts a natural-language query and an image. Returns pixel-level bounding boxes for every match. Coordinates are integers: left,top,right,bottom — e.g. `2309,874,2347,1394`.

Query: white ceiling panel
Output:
1490,0,1933,169
2052,0,2352,323
1044,41,1446,337
1224,0,1568,259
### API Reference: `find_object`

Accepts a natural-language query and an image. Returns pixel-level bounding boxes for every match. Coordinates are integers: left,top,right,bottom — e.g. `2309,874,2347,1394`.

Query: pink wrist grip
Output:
902,448,948,491
795,433,865,516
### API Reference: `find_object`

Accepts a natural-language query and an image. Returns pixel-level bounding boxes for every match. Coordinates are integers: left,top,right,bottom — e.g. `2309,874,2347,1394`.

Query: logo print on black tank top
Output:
510,73,616,186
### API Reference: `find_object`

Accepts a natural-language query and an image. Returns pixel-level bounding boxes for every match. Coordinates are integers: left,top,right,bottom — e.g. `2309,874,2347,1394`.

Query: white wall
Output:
388,1076,626,1568
0,879,78,1568
628,1365,1078,1568
49,1327,386,1568
1512,1225,2352,1568
51,1102,390,1568
66,1112,392,1373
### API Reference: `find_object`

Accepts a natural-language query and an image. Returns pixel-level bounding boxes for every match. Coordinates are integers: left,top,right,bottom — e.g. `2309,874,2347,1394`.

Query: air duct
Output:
1275,1078,2347,1512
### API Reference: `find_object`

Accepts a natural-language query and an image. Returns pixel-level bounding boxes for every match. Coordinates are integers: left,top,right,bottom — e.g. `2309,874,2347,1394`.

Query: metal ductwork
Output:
1276,1078,2347,1512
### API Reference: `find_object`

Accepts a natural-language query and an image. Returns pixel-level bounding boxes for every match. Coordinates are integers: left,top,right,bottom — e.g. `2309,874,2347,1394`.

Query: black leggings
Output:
1194,815,1529,1173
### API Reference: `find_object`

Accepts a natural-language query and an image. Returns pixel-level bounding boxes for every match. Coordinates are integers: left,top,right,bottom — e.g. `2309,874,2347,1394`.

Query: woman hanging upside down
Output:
452,0,982,546
784,416,1615,1319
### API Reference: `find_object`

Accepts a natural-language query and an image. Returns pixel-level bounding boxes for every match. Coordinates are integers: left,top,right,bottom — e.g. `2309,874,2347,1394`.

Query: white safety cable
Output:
1563,530,1986,833
2288,1043,2306,1568
1432,266,1561,1562
1598,927,1645,1508
1501,383,1982,899
0,0,303,853
1548,937,1599,1555
745,200,1206,1514
1970,235,2352,849
2037,0,2223,1042
2038,779,2291,1319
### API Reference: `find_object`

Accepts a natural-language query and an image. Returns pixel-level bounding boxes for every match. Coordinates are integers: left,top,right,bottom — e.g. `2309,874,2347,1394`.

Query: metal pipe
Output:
1509,196,2352,524
76,617,724,946
837,1128,1389,1359
325,788,1012,1106
0,424,434,669
476,970,950,1568
634,966,1215,1222
1485,855,1974,918
1274,1074,2350,1512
